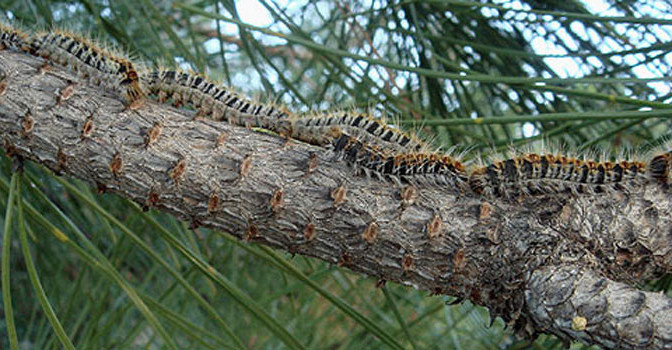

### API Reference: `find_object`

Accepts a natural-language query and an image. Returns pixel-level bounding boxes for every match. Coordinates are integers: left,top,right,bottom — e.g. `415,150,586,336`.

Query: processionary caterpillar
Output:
143,69,292,134
29,30,144,105
332,133,469,191
649,150,672,188
0,23,30,52
289,111,427,153
469,152,648,198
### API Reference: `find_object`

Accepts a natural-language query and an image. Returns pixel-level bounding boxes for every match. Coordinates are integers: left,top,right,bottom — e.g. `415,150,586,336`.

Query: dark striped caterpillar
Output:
142,69,292,134
290,111,427,153
29,30,144,105
469,152,648,197
0,23,30,52
332,133,469,191
649,150,672,189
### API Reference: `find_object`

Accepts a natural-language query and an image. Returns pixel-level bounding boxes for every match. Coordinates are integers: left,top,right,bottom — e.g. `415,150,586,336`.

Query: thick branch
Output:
527,265,672,349
1,51,671,348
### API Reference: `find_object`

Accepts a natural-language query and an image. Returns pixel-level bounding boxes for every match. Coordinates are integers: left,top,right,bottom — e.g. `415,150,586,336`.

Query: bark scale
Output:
1,51,671,349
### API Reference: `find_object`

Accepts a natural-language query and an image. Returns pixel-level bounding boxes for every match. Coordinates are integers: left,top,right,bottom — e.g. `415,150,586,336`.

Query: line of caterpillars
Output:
143,69,427,153
3,23,672,198
332,132,662,197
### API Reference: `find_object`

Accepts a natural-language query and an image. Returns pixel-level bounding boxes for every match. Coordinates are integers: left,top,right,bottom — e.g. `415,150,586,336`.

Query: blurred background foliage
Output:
1,0,671,348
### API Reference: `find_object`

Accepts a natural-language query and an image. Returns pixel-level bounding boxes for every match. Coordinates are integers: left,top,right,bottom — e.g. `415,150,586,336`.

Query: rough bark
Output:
1,51,672,349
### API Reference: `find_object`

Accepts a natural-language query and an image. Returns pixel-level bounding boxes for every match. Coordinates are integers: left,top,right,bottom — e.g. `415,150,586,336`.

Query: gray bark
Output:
1,51,672,349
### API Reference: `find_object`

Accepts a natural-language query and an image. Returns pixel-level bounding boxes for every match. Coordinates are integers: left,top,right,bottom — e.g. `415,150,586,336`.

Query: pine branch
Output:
1,51,671,349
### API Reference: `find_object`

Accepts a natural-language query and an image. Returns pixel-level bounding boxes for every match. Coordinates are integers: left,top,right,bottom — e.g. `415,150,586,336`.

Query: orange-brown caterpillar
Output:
143,69,292,134
469,152,648,197
29,30,144,105
290,111,426,153
333,133,468,190
0,23,29,52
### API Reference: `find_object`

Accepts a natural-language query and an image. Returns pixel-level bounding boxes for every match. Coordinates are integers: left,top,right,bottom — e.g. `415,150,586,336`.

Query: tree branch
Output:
1,51,671,348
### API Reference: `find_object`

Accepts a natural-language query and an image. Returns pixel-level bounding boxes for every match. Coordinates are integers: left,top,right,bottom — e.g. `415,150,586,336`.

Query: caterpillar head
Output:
650,152,672,187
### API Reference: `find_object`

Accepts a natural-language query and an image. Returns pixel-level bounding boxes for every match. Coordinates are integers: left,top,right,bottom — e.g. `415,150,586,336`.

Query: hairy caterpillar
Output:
29,30,144,105
289,111,427,153
649,150,672,188
469,151,648,197
332,133,468,190
142,69,292,134
0,23,29,52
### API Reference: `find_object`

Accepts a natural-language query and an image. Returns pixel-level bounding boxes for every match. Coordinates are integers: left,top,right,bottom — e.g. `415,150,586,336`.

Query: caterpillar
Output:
29,30,144,105
332,133,469,191
649,150,672,188
0,23,30,52
468,151,648,198
142,69,292,134
289,111,427,153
